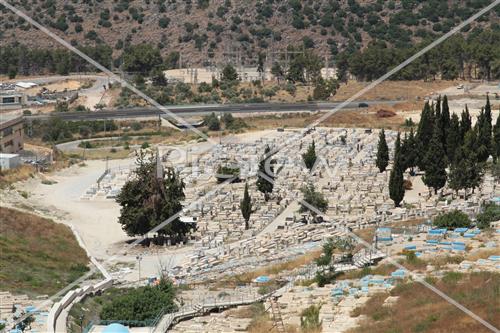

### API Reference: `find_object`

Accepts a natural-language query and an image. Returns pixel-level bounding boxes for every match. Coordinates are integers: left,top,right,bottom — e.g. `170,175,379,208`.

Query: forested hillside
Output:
1,0,499,80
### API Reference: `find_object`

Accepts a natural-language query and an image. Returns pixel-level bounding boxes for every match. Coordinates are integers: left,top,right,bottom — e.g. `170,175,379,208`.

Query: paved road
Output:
25,100,399,122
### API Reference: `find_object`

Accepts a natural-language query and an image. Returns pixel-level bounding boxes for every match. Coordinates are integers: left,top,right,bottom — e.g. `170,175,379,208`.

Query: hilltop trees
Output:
494,115,500,162
389,133,405,207
116,152,191,242
240,182,253,230
376,129,389,172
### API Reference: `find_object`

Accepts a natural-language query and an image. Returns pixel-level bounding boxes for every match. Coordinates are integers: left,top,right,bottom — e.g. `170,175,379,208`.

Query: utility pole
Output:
136,255,143,281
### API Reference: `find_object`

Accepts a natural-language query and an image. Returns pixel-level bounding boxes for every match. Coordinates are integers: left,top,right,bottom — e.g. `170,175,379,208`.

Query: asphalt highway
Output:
25,100,399,122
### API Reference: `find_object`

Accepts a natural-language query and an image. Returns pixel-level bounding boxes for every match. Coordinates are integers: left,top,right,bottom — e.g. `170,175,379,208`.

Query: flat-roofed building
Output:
0,91,27,110
0,115,24,153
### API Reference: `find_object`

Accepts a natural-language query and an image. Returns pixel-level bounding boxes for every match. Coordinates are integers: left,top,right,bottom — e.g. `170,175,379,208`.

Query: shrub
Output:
476,203,500,229
300,305,322,331
433,210,471,229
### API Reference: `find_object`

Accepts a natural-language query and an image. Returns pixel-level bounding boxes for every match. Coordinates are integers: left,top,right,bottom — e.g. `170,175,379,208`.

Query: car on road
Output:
358,102,369,107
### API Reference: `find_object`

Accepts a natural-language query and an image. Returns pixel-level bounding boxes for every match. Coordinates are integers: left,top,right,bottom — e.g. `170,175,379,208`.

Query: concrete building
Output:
0,115,24,153
0,153,21,170
0,91,27,110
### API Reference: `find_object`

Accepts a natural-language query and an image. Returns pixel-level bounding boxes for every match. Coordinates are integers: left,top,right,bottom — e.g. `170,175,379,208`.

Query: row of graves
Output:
171,127,498,280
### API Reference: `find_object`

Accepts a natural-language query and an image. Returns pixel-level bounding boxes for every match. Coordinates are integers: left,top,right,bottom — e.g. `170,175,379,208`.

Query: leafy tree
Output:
204,112,220,131
302,140,317,171
299,183,328,219
123,44,162,73
476,203,500,229
256,146,274,201
257,52,265,81
116,152,191,239
101,279,177,325
151,68,167,86
376,129,389,172
240,182,252,230
433,210,471,229
422,124,447,194
221,64,239,83
300,305,322,331
389,133,405,207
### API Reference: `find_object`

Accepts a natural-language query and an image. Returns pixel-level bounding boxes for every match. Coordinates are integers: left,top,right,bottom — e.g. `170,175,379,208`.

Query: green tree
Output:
422,125,447,194
476,203,500,229
416,102,435,170
100,279,177,324
401,128,418,173
302,140,317,171
123,44,162,73
299,183,328,219
256,146,274,201
240,182,252,230
376,129,389,172
433,210,471,229
389,133,405,207
460,105,472,139
204,112,220,131
462,129,484,195
493,113,500,162
221,64,239,83
446,113,461,164
116,152,191,239
476,95,493,162
271,62,284,83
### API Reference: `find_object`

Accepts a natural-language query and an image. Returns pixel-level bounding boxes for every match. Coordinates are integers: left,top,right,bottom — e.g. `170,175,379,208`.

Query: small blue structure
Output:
331,288,343,296
489,255,500,262
404,245,417,250
254,276,270,283
376,227,392,242
454,227,468,233
102,323,130,333
391,269,406,278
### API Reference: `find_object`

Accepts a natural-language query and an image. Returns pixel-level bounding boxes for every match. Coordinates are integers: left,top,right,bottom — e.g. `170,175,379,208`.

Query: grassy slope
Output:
349,271,500,333
0,207,89,296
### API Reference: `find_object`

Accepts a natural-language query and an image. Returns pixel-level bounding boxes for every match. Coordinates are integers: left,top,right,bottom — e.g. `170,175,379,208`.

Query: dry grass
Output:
0,165,36,189
322,109,406,130
332,80,458,102
220,249,322,286
0,207,89,296
348,271,500,333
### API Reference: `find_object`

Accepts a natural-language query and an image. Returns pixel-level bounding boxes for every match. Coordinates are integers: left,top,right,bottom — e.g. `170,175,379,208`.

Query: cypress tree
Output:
447,113,461,164
389,133,405,207
302,140,317,171
448,145,468,197
405,127,418,174
476,95,493,162
416,102,435,170
422,124,447,195
440,95,451,156
462,129,484,195
493,114,500,162
376,129,389,172
256,145,275,201
240,182,253,230
460,105,472,140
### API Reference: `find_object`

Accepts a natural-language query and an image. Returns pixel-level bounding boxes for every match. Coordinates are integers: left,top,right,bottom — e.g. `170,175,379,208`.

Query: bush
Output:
300,305,322,331
100,279,177,326
476,203,500,229
433,210,471,229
